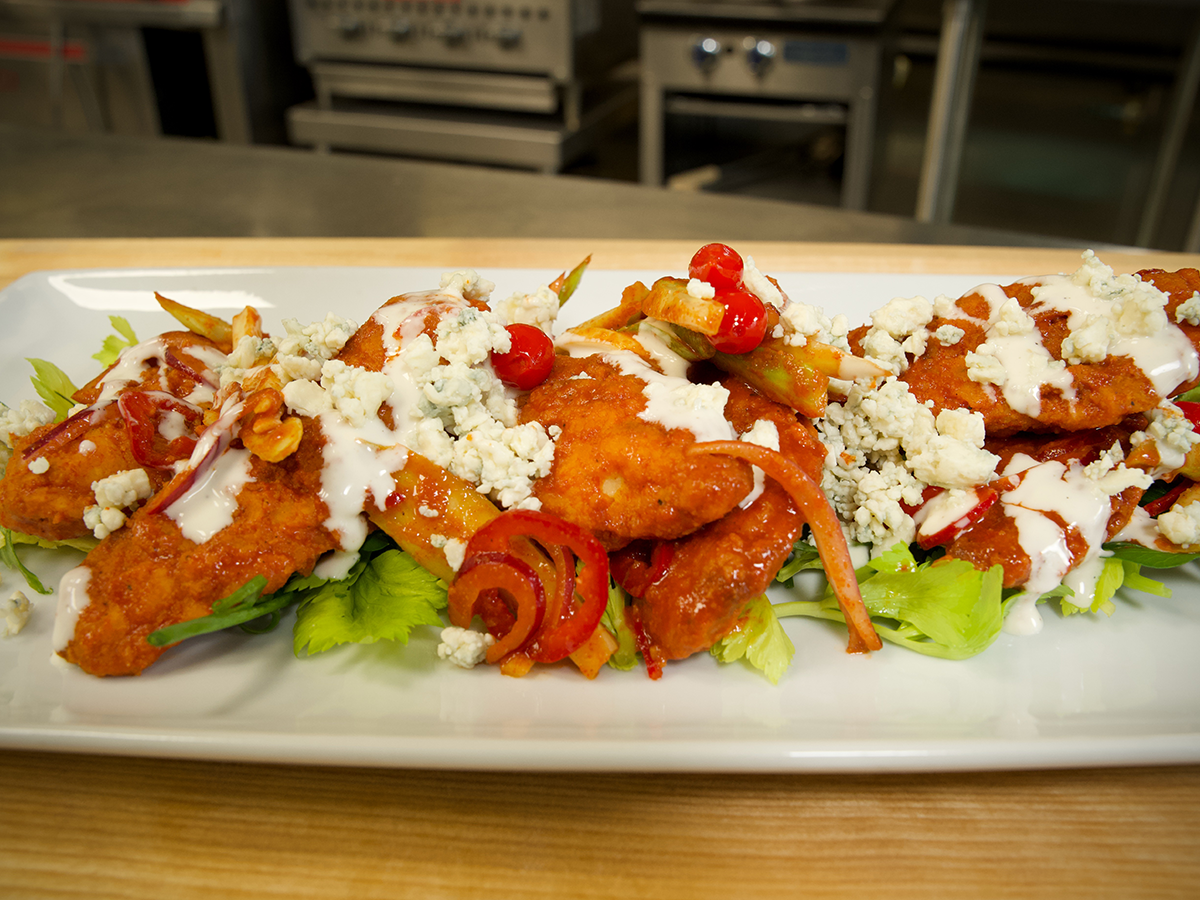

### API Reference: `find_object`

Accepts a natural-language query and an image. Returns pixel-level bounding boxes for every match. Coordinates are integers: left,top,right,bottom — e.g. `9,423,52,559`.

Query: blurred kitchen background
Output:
2,0,1199,249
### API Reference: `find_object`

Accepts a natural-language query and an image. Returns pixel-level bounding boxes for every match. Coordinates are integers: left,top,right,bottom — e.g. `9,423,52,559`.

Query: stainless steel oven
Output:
638,0,895,209
286,0,638,172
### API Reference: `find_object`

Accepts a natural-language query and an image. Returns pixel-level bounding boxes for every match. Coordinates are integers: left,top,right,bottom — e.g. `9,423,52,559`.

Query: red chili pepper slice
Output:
1175,400,1200,428
1144,479,1193,516
117,390,202,469
625,604,664,681
461,508,610,663
914,485,999,550
447,551,546,663
21,405,95,460
610,540,675,598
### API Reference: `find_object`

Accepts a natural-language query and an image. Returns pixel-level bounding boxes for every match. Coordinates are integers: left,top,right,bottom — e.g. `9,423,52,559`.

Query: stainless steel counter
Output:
0,124,1081,245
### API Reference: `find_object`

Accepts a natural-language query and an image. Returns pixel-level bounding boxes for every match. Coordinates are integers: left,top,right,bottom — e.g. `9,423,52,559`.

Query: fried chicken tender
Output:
852,268,1200,437
518,354,755,550
57,421,337,676
0,404,167,541
633,378,827,660
0,331,221,542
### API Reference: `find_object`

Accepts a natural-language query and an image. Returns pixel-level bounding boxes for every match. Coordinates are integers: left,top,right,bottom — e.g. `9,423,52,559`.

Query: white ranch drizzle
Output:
1111,505,1171,549
998,454,1118,635
633,320,691,380
94,338,225,407
52,566,91,652
317,414,410,551
609,350,735,442
555,328,735,446
165,448,255,544
1031,273,1198,398
962,265,1199,422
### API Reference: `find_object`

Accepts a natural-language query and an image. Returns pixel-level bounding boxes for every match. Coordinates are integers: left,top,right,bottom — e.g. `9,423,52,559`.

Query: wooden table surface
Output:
2,238,1199,899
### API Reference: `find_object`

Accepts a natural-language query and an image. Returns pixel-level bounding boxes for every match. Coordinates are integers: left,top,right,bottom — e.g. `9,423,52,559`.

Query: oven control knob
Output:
438,23,468,45
495,26,522,48
691,36,721,71
388,19,413,41
333,15,365,39
745,38,776,75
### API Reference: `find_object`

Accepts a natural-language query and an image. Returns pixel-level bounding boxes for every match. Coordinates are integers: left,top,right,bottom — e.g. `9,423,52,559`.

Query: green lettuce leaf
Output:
0,526,53,594
601,579,639,670
775,540,825,584
711,594,795,684
1059,559,1121,617
146,576,288,646
776,543,1005,660
92,316,139,367
4,527,98,555
293,546,447,656
1103,541,1200,568
26,358,78,421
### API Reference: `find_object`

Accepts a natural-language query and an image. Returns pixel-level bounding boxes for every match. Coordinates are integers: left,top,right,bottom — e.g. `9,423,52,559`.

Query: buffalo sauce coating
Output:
518,353,754,551
57,421,337,676
852,268,1200,437
0,332,222,542
634,378,827,661
943,424,1146,589
0,404,161,541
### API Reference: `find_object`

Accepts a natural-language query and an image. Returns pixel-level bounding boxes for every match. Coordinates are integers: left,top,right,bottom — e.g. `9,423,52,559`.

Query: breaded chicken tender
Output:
852,267,1200,437
519,354,755,550
57,422,337,676
634,378,828,660
0,332,222,541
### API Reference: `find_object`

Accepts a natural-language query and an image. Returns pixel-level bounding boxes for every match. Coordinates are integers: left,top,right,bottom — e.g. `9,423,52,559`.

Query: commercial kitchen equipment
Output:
285,0,639,173
638,0,896,209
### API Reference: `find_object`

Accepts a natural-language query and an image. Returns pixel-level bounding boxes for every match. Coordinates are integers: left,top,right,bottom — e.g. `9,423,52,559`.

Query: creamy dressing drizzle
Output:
999,453,1117,635
95,338,171,403
94,338,224,407
317,413,410,550
166,447,255,544
1112,506,1163,547
610,350,734,442
52,566,91,652
966,272,1199,422
633,320,691,380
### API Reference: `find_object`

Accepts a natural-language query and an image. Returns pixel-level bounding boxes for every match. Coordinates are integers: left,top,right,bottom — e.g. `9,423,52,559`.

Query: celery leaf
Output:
776,556,1005,660
293,547,447,656
92,316,139,367
711,594,795,684
775,540,824,583
601,579,639,670
26,358,77,421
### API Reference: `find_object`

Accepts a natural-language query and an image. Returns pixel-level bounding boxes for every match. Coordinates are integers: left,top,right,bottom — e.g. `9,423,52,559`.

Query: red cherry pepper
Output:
710,287,768,354
689,243,744,290
491,324,555,391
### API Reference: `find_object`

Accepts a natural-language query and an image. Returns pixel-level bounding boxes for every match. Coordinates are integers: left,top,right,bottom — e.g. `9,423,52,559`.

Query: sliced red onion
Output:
143,398,243,515
21,405,96,459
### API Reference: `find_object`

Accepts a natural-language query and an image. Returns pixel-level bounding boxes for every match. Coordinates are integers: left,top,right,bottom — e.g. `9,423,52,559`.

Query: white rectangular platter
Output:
1,263,1198,772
